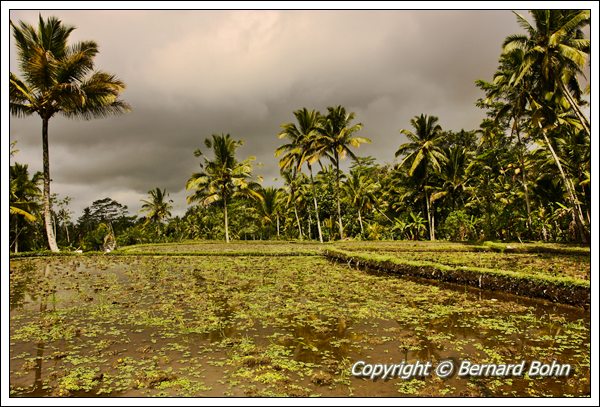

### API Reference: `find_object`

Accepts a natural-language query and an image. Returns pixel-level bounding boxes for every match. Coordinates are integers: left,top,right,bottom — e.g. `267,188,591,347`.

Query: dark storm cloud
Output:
9,9,528,217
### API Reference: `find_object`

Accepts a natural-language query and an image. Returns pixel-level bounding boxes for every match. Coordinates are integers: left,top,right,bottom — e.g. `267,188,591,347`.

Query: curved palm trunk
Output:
335,156,344,239
539,125,588,243
581,184,590,225
307,163,323,243
357,208,364,235
42,117,59,252
559,80,591,137
293,204,303,239
223,195,230,243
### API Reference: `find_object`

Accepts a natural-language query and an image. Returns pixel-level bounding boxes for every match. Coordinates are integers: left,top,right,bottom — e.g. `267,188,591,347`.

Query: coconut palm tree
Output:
276,108,327,242
10,163,42,252
342,171,378,236
476,49,534,233
431,146,474,211
322,106,370,239
502,10,590,242
256,186,283,238
503,10,590,136
140,188,173,224
280,169,304,239
10,16,130,251
395,114,446,240
186,134,261,243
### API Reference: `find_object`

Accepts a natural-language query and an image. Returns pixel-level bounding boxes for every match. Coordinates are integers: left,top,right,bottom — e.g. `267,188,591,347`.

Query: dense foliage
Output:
10,10,590,252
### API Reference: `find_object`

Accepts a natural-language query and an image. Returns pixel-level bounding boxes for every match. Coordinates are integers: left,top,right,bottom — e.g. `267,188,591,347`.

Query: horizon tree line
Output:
10,10,590,250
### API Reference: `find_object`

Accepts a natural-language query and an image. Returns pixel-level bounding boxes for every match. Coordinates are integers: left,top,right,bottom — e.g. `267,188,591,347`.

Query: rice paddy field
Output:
9,241,591,397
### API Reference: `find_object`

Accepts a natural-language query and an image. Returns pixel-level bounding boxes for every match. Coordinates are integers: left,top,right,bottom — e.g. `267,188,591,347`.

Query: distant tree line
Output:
9,10,590,251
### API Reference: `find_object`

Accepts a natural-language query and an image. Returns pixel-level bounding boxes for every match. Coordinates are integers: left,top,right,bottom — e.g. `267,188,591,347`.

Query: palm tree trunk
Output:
539,126,588,243
14,219,19,253
308,210,312,240
223,195,230,243
358,208,364,235
293,204,303,239
375,206,393,223
290,185,303,239
276,214,280,237
308,163,323,243
559,80,591,137
42,117,59,252
335,156,344,239
64,223,70,244
581,185,590,224
52,214,57,242
430,204,436,241
425,191,435,241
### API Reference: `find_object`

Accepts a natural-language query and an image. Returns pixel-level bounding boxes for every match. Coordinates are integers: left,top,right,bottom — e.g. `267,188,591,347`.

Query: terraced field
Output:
9,241,590,397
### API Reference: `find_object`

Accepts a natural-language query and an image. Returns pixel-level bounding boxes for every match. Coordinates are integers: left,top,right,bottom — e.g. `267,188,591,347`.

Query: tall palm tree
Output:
280,169,304,239
140,188,173,224
186,134,261,243
10,16,130,252
502,10,590,242
395,114,446,240
322,106,370,239
476,49,534,233
276,108,326,243
503,10,590,136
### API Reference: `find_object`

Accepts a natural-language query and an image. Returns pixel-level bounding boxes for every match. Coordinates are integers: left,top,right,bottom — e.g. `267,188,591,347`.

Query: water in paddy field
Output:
9,256,590,397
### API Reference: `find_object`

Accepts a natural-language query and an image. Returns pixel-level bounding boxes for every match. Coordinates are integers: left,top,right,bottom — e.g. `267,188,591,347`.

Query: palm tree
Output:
280,170,304,239
10,16,130,252
395,114,446,240
476,49,534,233
431,146,473,211
10,163,42,252
502,10,590,242
256,186,283,238
186,134,261,243
54,195,73,245
140,188,173,224
276,108,327,243
342,171,378,236
503,10,590,136
322,106,371,239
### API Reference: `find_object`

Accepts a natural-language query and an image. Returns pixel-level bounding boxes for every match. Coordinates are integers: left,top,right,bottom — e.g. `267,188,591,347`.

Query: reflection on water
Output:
9,256,590,397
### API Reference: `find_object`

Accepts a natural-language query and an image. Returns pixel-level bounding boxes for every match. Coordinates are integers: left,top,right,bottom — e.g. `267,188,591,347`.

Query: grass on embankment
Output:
10,241,589,307
334,240,590,255
9,249,319,259
324,248,590,308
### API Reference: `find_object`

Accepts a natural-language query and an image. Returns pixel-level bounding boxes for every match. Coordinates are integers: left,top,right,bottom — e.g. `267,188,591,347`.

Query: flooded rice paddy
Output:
9,255,590,397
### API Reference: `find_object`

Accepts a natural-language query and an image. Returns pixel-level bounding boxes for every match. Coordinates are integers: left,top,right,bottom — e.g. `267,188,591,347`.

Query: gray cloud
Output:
10,9,540,217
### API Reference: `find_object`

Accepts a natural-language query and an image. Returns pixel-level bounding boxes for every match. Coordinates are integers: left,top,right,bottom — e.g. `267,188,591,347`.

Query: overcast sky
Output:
8,8,550,218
